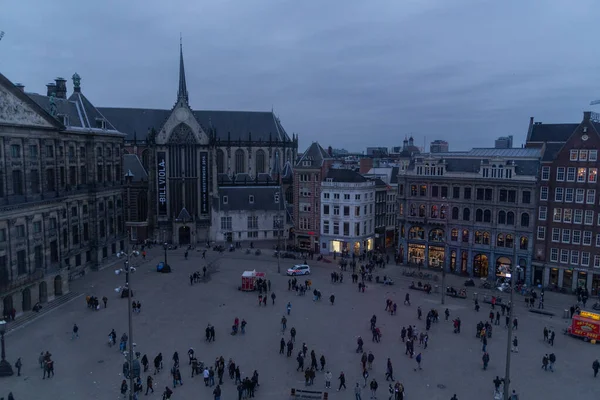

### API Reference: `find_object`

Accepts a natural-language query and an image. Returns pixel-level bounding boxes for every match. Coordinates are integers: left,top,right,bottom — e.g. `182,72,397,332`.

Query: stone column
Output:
557,268,564,287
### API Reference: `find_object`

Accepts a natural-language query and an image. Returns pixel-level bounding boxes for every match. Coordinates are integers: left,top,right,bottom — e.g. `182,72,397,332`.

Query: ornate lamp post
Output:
0,320,14,376
116,250,140,399
501,263,522,400
163,242,168,268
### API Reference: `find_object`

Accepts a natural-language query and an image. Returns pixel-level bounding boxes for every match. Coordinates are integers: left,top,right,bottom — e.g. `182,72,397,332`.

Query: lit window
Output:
570,150,578,161
588,168,597,183
577,168,586,183
579,150,588,161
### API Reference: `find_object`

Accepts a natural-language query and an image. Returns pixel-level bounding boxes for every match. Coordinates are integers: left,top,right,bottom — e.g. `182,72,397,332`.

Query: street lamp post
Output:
503,263,521,400
163,242,168,267
0,320,14,376
116,249,139,400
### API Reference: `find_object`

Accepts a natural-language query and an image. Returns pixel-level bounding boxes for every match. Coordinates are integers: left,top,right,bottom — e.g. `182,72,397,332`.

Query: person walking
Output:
146,375,154,395
15,358,22,376
213,384,222,400
542,354,549,371
548,353,556,372
482,352,490,370
338,371,347,391
102,296,108,308
271,292,276,305
72,323,79,340
385,358,394,381
404,293,411,306
414,353,422,371
511,336,519,353
369,378,378,399
287,302,292,315
593,359,599,377
325,370,332,388
549,330,555,346
281,316,287,332
355,382,362,400
120,379,128,397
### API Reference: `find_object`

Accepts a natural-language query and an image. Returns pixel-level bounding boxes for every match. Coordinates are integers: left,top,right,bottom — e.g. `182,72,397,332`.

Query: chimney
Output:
54,77,67,99
583,111,591,122
359,157,373,174
327,146,333,157
46,83,57,97
14,83,25,92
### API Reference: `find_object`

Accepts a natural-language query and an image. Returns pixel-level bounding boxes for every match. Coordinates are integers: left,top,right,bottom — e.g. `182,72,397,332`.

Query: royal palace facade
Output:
0,72,126,318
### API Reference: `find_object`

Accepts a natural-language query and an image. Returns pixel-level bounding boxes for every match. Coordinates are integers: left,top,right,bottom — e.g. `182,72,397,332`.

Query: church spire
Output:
177,35,189,103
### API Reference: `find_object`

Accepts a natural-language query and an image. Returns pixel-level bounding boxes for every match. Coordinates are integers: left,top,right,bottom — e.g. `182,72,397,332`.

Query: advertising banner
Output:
157,151,167,216
200,152,209,214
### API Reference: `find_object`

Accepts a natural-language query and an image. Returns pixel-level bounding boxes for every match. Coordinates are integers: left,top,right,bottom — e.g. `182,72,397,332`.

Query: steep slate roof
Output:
325,168,368,183
123,154,148,182
98,107,291,143
541,142,565,162
216,186,282,212
0,73,65,130
373,177,388,188
27,90,119,133
527,122,579,143
296,142,330,168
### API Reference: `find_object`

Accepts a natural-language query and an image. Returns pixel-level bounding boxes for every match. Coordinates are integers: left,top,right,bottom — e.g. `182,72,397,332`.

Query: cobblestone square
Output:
2,248,598,399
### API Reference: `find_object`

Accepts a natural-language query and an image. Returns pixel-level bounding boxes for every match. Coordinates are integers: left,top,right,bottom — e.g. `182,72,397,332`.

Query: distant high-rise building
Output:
495,135,513,149
366,147,388,157
430,140,449,153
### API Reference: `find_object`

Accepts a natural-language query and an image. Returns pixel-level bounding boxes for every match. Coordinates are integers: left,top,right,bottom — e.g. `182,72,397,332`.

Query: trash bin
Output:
563,309,570,319
473,292,478,301
434,285,439,293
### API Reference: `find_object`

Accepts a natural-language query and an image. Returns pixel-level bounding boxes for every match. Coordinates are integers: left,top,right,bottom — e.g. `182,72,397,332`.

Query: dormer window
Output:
302,161,311,166
249,195,254,204
95,118,106,129
58,114,69,126
223,195,228,204
274,193,280,203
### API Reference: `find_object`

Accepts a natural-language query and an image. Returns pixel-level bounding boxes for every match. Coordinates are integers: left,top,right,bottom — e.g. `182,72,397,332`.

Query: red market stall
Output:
567,311,600,342
241,270,266,292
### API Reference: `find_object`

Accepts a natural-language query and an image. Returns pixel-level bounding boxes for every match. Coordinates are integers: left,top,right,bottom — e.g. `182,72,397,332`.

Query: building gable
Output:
0,74,61,129
155,103,208,145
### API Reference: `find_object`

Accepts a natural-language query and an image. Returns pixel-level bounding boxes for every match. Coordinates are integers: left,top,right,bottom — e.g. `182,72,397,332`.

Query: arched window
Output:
483,210,492,223
483,231,491,245
505,234,514,248
462,208,470,221
216,149,225,174
452,207,459,220
506,211,515,225
273,150,281,170
234,149,245,174
451,228,458,241
498,210,506,224
497,233,505,247
418,205,426,217
408,226,425,240
473,254,489,278
440,205,447,219
410,204,416,216
255,149,266,174
429,228,444,242
520,236,528,250
431,205,439,218
475,209,483,222
450,250,457,272
520,213,529,227
475,231,483,244
462,229,469,243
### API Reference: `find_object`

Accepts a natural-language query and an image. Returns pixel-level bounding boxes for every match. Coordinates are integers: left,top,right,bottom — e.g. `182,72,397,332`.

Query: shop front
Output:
592,273,600,296
495,256,512,276
428,245,445,269
330,240,349,255
576,271,587,289
562,269,573,290
549,268,559,286
533,266,544,286
408,243,425,265
473,254,489,278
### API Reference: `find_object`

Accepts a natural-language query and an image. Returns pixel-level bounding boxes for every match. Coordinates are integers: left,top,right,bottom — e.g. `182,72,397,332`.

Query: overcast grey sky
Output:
2,0,599,152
